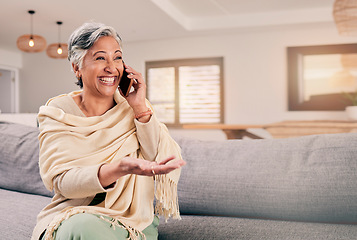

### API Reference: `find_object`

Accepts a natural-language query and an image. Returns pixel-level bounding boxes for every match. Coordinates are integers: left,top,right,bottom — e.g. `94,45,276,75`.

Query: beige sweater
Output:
32,91,182,240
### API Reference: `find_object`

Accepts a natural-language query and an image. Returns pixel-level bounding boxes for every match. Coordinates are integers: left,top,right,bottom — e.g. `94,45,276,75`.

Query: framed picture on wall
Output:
288,43,357,111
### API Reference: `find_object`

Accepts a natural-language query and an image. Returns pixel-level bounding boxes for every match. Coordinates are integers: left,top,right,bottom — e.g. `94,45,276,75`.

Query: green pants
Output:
42,213,159,240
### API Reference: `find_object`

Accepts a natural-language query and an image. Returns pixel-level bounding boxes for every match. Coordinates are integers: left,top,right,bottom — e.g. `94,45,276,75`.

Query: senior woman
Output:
31,22,186,240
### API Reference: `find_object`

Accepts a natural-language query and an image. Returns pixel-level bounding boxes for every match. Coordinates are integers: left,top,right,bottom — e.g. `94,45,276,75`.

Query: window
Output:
288,43,357,110
146,57,224,126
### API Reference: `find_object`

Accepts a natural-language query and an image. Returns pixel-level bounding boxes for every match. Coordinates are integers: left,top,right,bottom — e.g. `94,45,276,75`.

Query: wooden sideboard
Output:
182,120,357,139
182,124,265,139
264,120,357,139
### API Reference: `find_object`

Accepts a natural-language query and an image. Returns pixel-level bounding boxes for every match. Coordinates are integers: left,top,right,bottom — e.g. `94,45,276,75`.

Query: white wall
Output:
18,22,356,140
20,52,76,113
0,49,22,68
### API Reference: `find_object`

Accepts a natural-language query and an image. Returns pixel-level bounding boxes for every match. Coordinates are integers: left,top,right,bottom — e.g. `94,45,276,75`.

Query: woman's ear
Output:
72,63,80,78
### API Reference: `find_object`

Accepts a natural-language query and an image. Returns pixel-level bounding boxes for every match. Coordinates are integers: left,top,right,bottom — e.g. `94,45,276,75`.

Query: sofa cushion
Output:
0,121,52,197
158,215,357,240
174,133,357,224
0,188,51,240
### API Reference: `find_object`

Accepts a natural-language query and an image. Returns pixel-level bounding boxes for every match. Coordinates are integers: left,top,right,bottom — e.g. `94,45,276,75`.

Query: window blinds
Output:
179,65,221,123
146,57,223,125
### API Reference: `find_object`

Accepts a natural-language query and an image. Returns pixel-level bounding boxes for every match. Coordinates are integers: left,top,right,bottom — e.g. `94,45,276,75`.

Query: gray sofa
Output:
1,121,357,240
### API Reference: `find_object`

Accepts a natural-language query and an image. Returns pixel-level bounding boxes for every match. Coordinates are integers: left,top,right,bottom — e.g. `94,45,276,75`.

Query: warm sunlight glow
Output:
303,54,357,101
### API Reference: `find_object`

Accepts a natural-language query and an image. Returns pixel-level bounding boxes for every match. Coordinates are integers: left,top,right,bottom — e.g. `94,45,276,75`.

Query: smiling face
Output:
74,36,124,99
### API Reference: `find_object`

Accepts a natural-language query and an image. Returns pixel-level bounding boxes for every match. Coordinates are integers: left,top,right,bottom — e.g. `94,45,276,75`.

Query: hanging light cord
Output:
29,10,35,37
57,21,62,44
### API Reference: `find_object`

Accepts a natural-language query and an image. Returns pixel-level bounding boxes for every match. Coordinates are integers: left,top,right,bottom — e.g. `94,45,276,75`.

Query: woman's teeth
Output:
99,77,115,84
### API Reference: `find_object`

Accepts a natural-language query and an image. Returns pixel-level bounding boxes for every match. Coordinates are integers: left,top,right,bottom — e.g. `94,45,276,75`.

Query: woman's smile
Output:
98,76,118,85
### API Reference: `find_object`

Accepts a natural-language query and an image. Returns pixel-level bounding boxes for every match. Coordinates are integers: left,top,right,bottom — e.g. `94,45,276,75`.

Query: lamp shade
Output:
17,34,47,52
46,21,68,59
17,10,47,53
46,43,68,59
333,0,357,35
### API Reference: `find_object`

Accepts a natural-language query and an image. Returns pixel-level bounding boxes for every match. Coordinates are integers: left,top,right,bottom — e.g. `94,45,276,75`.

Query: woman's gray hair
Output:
68,22,122,87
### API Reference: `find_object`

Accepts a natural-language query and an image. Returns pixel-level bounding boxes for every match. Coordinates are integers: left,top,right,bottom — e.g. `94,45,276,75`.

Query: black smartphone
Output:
119,66,134,97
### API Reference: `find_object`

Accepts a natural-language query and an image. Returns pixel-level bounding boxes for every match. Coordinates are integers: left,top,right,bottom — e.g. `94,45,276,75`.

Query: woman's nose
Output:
104,60,118,73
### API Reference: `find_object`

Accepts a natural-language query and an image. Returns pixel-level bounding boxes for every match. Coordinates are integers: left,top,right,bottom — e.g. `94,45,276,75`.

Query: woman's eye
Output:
96,56,105,60
115,56,122,60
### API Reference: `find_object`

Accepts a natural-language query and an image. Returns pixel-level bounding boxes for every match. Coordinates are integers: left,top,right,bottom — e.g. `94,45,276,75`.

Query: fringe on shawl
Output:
43,208,145,240
154,174,181,221
42,175,181,240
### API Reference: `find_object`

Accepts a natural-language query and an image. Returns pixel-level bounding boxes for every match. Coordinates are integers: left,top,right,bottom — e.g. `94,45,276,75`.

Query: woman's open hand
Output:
98,156,186,188
120,156,186,176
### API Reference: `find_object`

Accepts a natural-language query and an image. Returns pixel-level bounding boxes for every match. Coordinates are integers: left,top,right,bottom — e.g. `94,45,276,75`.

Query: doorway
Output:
0,66,19,113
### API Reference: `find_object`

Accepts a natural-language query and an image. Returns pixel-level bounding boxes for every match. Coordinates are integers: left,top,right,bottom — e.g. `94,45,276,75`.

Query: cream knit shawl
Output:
38,91,182,239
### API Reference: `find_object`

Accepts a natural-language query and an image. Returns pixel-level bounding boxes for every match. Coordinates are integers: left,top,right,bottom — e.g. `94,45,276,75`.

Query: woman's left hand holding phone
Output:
122,63,151,122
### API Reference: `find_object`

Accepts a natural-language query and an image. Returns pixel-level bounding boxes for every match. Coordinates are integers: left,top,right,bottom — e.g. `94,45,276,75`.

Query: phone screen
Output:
119,68,133,97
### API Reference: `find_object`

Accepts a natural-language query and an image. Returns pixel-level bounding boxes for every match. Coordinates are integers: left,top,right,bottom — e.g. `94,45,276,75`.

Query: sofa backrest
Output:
0,121,53,197
2,120,356,224
175,133,357,224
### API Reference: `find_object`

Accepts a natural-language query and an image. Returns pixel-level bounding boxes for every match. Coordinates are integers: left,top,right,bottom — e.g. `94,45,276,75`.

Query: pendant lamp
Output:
46,21,68,59
17,10,47,52
333,0,357,35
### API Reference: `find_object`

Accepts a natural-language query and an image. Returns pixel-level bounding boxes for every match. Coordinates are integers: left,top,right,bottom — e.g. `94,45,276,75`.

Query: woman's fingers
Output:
122,64,147,107
150,158,186,176
121,156,185,176
123,64,143,84
157,156,176,165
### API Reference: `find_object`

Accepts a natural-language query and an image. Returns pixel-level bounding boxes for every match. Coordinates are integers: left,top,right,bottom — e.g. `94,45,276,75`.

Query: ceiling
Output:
0,0,336,52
